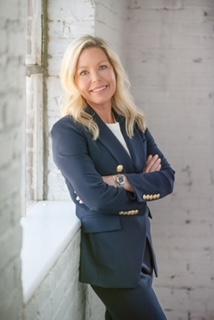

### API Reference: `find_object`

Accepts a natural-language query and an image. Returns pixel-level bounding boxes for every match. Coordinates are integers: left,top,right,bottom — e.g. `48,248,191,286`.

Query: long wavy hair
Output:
60,35,146,140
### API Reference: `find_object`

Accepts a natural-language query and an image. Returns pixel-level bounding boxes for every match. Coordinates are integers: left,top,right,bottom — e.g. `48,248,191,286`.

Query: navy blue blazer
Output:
51,107,175,288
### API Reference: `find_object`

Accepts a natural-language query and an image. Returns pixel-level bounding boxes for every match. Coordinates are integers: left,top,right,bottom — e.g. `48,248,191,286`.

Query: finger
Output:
157,164,161,171
146,154,159,172
146,154,152,164
144,155,161,173
152,163,161,172
150,157,161,172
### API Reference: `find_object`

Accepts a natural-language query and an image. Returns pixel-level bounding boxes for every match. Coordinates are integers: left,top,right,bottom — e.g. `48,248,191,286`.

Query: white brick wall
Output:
0,0,26,319
94,0,129,60
23,231,88,320
127,0,214,319
1,0,213,319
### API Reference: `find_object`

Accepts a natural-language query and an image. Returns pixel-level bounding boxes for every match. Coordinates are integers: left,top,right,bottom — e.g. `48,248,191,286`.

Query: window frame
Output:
25,0,43,209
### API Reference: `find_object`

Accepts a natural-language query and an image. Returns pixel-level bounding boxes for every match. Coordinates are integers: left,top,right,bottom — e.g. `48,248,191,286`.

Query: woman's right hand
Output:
144,154,161,173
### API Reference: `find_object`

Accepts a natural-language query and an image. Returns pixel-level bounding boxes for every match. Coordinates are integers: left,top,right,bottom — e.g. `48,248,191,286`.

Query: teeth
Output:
92,86,106,92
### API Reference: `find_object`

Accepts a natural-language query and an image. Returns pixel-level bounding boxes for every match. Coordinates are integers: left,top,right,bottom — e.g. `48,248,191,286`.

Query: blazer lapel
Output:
92,111,134,173
87,106,146,173
118,115,146,173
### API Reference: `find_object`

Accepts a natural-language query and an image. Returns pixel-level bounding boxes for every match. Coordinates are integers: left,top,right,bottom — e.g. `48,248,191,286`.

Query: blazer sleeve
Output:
51,117,138,215
126,128,175,202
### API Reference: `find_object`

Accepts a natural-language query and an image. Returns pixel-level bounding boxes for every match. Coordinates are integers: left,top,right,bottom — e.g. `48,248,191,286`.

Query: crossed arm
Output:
76,155,161,204
102,154,161,192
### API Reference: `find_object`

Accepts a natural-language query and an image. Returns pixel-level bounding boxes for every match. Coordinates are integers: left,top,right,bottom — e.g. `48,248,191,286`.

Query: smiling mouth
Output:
90,85,107,92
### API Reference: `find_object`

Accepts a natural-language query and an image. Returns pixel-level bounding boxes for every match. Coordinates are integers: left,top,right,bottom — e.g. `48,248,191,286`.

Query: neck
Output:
103,112,116,124
91,106,115,124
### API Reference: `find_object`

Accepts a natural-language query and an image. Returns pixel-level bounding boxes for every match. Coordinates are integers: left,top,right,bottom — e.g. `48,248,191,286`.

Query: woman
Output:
51,35,175,320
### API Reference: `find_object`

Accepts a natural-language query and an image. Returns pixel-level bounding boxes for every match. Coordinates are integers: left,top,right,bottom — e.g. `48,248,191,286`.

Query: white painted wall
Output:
126,1,214,319
94,0,129,61
2,0,213,319
23,231,88,320
0,0,26,319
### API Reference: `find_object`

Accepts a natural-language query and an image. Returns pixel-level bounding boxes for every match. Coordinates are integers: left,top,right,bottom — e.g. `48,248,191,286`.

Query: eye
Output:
99,65,108,70
79,70,89,76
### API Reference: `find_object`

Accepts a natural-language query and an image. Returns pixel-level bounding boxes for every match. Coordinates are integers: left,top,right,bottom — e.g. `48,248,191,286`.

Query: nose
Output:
91,70,101,83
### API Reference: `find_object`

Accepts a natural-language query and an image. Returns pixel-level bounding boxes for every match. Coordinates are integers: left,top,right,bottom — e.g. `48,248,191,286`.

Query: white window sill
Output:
20,201,80,304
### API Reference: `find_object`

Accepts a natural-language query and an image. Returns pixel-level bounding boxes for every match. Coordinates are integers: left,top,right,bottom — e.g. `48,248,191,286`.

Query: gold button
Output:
149,195,153,200
116,165,124,172
135,210,139,214
119,211,124,215
157,194,160,199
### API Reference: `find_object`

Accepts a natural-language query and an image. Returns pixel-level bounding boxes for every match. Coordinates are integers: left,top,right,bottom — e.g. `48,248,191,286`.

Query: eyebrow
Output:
76,60,110,70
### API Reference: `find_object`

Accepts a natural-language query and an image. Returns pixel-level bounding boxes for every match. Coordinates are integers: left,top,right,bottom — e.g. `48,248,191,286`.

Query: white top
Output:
106,122,131,158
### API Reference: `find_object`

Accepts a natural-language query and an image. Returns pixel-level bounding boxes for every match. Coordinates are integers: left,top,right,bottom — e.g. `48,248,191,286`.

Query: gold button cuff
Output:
143,194,161,201
118,209,139,216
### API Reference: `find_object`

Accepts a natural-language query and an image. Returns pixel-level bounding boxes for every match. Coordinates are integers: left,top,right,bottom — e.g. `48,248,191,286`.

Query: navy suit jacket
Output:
51,107,175,288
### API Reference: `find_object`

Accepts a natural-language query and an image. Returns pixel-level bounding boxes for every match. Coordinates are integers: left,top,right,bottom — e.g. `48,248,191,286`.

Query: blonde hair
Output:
60,35,146,139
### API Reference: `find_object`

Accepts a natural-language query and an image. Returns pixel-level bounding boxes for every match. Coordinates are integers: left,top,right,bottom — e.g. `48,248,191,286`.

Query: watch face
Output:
117,174,126,187
118,176,124,183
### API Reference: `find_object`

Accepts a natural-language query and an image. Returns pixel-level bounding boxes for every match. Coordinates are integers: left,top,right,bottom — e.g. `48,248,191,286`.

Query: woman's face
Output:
75,47,116,110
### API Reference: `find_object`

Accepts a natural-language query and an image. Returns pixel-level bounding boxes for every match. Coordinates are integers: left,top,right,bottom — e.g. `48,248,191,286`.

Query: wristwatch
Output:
114,174,126,188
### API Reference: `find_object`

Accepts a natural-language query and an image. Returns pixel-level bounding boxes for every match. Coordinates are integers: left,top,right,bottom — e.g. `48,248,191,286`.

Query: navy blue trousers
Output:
91,240,167,320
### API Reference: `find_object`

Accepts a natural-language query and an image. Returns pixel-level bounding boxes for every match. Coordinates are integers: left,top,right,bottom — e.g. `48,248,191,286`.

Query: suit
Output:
51,106,175,289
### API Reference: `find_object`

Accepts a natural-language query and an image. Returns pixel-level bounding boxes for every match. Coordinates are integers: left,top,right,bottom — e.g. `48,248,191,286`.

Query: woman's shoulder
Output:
51,115,82,132
51,115,88,142
52,115,74,128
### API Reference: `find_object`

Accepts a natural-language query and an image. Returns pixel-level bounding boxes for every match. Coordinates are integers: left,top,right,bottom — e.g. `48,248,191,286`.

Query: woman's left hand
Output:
144,154,161,173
